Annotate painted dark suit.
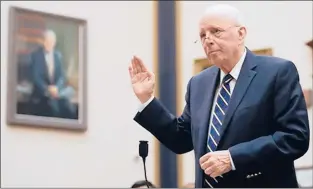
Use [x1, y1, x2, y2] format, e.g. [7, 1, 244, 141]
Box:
[30, 47, 76, 119]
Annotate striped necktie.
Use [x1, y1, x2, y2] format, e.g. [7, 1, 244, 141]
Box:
[204, 74, 233, 188]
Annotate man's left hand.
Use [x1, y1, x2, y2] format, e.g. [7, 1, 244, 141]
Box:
[199, 150, 232, 178]
[48, 85, 59, 98]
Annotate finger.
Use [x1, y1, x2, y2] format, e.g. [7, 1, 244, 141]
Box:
[135, 56, 148, 72]
[149, 72, 155, 83]
[135, 56, 155, 80]
[204, 166, 215, 176]
[210, 170, 221, 178]
[147, 70, 155, 79]
[140, 72, 149, 82]
[143, 73, 150, 83]
[200, 157, 215, 170]
[199, 153, 212, 164]
[134, 56, 142, 73]
[132, 57, 137, 75]
[128, 65, 134, 78]
[200, 160, 212, 170]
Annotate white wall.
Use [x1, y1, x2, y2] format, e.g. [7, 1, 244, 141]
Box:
[179, 1, 313, 183]
[1, 1, 156, 187]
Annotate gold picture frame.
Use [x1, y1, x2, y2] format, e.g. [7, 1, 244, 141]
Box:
[193, 48, 273, 74]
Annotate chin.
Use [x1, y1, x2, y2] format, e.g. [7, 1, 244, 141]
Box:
[208, 53, 222, 60]
[208, 56, 225, 66]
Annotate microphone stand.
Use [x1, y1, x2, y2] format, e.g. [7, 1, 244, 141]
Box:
[142, 157, 149, 188]
[139, 141, 149, 188]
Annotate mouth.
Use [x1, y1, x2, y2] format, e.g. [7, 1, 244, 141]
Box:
[208, 50, 219, 55]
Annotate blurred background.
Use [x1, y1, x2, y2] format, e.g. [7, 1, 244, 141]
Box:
[1, 1, 312, 188]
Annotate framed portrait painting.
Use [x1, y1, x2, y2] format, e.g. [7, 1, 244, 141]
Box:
[6, 6, 87, 131]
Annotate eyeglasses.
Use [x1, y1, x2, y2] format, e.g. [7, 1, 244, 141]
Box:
[194, 25, 240, 44]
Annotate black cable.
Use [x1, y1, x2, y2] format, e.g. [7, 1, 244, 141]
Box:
[139, 141, 149, 188]
[142, 157, 149, 188]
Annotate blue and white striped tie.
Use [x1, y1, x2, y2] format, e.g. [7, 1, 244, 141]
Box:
[204, 74, 233, 188]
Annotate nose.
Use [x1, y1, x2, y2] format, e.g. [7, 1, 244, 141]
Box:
[203, 32, 214, 44]
[204, 37, 214, 46]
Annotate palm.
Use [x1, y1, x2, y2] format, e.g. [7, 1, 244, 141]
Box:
[129, 56, 155, 102]
[131, 72, 154, 94]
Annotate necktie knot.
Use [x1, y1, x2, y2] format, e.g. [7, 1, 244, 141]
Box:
[222, 74, 233, 84]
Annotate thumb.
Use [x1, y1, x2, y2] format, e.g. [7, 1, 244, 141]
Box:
[140, 72, 150, 82]
[148, 71, 155, 81]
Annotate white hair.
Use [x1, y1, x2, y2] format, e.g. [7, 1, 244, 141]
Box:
[43, 29, 56, 41]
[203, 4, 245, 26]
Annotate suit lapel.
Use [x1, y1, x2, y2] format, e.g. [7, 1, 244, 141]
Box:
[198, 66, 220, 155]
[217, 50, 257, 147]
[52, 52, 59, 84]
[39, 49, 51, 83]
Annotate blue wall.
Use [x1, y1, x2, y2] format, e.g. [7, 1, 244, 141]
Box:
[157, 1, 178, 187]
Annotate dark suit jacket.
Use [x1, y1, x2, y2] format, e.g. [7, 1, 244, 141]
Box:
[134, 49, 310, 188]
[30, 47, 66, 99]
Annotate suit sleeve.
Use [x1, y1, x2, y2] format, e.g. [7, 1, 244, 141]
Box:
[229, 61, 310, 174]
[133, 77, 194, 154]
[55, 52, 66, 89]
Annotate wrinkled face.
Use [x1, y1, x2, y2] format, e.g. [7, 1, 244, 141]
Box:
[198, 14, 246, 65]
[43, 35, 56, 52]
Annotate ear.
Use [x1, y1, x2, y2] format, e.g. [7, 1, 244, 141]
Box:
[238, 26, 247, 43]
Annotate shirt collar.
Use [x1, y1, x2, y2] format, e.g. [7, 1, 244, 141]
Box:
[45, 49, 54, 55]
[220, 48, 247, 83]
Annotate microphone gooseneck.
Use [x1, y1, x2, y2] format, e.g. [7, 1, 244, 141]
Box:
[139, 140, 149, 188]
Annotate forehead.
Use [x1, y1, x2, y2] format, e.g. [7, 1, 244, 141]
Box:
[44, 35, 56, 41]
[198, 14, 235, 31]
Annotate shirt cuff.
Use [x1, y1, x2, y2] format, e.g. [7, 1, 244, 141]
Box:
[138, 96, 154, 112]
[228, 150, 236, 170]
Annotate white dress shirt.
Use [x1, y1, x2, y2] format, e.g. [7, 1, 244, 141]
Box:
[207, 48, 247, 170]
[138, 48, 247, 171]
[45, 51, 54, 81]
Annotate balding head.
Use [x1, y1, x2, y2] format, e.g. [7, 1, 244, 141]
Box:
[43, 29, 56, 41]
[202, 4, 245, 26]
[198, 4, 247, 71]
[43, 29, 57, 52]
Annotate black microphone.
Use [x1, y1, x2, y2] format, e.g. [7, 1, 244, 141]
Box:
[139, 140, 149, 188]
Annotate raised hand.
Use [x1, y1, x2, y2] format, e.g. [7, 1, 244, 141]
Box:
[129, 56, 155, 103]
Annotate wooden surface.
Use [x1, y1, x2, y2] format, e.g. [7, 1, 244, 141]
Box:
[193, 48, 273, 74]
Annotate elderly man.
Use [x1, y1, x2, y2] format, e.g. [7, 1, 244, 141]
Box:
[129, 4, 310, 188]
[31, 29, 76, 119]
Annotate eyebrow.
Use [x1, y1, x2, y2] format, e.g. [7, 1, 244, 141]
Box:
[199, 25, 223, 33]
[200, 24, 225, 30]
